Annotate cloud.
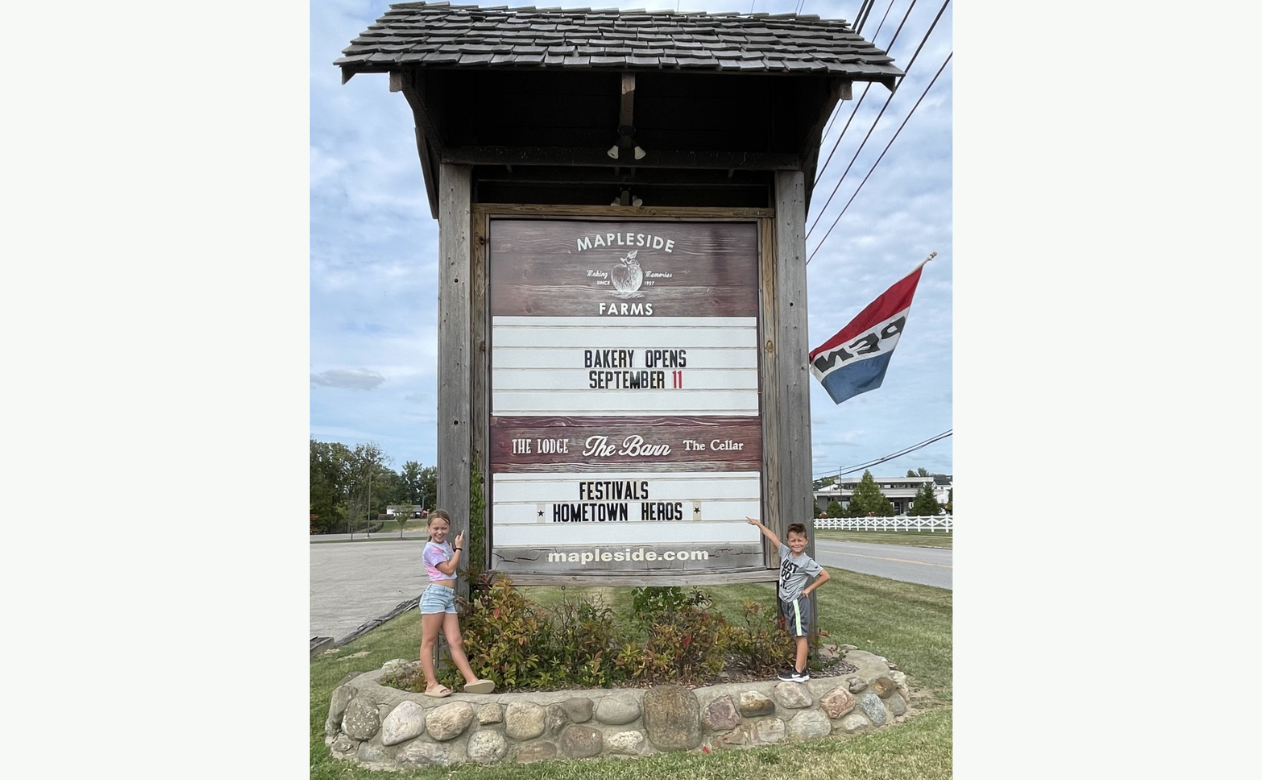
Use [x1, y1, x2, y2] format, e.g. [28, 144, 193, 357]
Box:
[311, 369, 387, 390]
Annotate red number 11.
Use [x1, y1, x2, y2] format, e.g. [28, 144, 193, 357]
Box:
[672, 370, 683, 388]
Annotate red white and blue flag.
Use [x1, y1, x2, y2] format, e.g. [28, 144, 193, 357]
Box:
[809, 259, 929, 405]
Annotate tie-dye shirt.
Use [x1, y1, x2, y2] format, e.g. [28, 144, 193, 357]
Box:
[423, 540, 454, 582]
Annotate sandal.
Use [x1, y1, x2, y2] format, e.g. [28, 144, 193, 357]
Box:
[464, 679, 495, 694]
[423, 685, 453, 698]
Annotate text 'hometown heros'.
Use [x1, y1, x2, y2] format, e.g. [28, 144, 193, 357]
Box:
[808, 258, 931, 405]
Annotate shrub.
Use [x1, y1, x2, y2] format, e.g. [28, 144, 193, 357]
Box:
[724, 599, 795, 676]
[541, 590, 624, 688]
[390, 579, 833, 694]
[619, 587, 731, 683]
[452, 576, 550, 690]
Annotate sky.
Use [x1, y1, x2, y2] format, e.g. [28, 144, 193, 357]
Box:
[311, 0, 954, 482]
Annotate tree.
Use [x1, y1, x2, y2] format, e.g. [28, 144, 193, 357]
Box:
[849, 470, 894, 517]
[945, 488, 953, 514]
[825, 499, 844, 518]
[347, 442, 391, 534]
[420, 465, 438, 511]
[393, 503, 414, 539]
[813, 475, 837, 490]
[910, 482, 941, 516]
[906, 467, 931, 477]
[401, 461, 425, 504]
[310, 439, 354, 534]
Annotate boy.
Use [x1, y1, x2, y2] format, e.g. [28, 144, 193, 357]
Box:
[747, 516, 831, 682]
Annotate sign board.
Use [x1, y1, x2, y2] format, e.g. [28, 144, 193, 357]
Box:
[487, 219, 766, 576]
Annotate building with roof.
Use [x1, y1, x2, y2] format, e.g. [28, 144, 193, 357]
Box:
[814, 474, 951, 516]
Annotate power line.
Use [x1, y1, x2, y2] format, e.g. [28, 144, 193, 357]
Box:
[820, 0, 901, 143]
[810, 0, 950, 232]
[807, 50, 951, 264]
[855, 0, 877, 34]
[817, 429, 953, 480]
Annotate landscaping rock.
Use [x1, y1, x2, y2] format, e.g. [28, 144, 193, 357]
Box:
[839, 712, 870, 733]
[643, 685, 702, 751]
[773, 681, 812, 709]
[329, 734, 356, 759]
[356, 741, 392, 766]
[595, 694, 641, 725]
[398, 740, 454, 767]
[560, 725, 603, 758]
[605, 730, 646, 755]
[747, 717, 786, 745]
[873, 677, 898, 698]
[467, 731, 508, 764]
[381, 659, 416, 677]
[505, 701, 546, 740]
[820, 686, 857, 719]
[326, 684, 357, 735]
[426, 701, 475, 741]
[703, 695, 741, 732]
[514, 741, 558, 763]
[562, 697, 594, 723]
[856, 693, 887, 727]
[738, 690, 775, 717]
[381, 700, 426, 745]
[545, 703, 570, 737]
[712, 728, 747, 750]
[477, 703, 504, 725]
[847, 676, 869, 693]
[887, 691, 907, 717]
[788, 710, 831, 741]
[342, 697, 381, 741]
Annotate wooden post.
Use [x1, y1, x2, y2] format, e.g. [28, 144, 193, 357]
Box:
[437, 162, 472, 602]
[758, 217, 780, 568]
[773, 170, 818, 652]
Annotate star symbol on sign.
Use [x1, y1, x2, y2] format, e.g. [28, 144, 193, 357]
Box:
[694, 506, 701, 513]
[538, 510, 545, 517]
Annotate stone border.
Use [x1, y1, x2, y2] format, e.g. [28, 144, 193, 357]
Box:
[324, 649, 911, 769]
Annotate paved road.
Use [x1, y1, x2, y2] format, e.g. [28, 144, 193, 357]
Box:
[310, 538, 429, 642]
[310, 536, 951, 641]
[812, 539, 952, 590]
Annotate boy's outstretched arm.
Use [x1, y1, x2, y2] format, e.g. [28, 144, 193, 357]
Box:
[746, 516, 782, 549]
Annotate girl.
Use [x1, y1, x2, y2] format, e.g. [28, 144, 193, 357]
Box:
[418, 509, 495, 697]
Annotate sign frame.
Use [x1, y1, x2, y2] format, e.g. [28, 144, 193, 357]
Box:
[470, 203, 788, 587]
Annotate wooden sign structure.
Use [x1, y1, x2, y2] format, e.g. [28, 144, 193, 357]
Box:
[338, 4, 903, 587]
[487, 218, 762, 580]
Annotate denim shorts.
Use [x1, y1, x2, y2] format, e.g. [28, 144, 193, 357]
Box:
[419, 584, 457, 614]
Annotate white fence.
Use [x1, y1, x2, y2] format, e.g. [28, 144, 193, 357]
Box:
[814, 515, 952, 533]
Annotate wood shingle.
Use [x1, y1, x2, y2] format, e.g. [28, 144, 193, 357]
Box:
[337, 2, 903, 87]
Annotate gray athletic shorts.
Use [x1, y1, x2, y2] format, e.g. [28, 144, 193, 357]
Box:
[780, 596, 813, 638]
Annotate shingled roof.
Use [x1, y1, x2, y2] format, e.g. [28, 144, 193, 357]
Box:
[337, 2, 903, 87]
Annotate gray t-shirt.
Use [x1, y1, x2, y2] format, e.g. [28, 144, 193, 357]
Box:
[778, 543, 823, 603]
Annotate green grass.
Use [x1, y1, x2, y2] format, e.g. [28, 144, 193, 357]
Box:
[310, 567, 951, 779]
[812, 530, 953, 549]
